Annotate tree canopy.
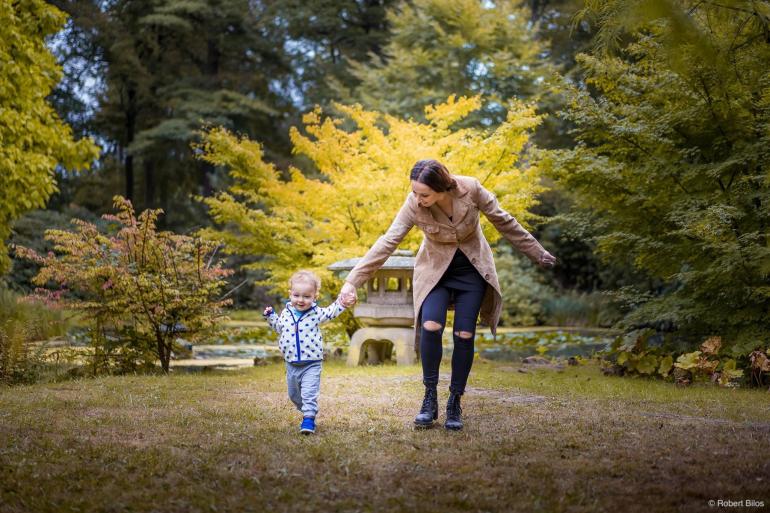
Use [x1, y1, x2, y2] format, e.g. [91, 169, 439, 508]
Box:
[0, 0, 98, 274]
[341, 0, 553, 126]
[199, 95, 543, 292]
[548, 0, 770, 355]
[49, 0, 291, 225]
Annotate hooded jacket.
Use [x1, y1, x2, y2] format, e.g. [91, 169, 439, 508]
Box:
[265, 301, 346, 363]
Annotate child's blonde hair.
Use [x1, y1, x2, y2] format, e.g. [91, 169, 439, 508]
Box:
[288, 270, 321, 293]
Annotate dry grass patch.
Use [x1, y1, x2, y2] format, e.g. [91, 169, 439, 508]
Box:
[0, 360, 768, 513]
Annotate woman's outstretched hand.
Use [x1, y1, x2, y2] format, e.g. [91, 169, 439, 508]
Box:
[340, 282, 357, 308]
[539, 251, 557, 269]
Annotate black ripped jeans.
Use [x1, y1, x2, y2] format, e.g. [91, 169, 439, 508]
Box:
[419, 283, 485, 395]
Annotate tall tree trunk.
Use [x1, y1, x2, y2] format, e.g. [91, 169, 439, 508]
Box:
[144, 157, 155, 209]
[196, 39, 221, 197]
[157, 335, 170, 373]
[199, 160, 214, 197]
[125, 154, 134, 202]
[160, 168, 169, 219]
[125, 86, 137, 201]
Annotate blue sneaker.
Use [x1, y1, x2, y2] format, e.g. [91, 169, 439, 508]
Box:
[300, 417, 316, 435]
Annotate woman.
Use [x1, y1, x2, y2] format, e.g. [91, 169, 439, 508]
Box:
[340, 160, 555, 430]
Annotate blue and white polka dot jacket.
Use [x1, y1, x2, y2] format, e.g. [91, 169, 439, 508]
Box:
[264, 301, 346, 363]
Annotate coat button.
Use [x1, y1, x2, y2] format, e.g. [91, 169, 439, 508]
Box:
[472, 257, 478, 264]
[484, 273, 490, 280]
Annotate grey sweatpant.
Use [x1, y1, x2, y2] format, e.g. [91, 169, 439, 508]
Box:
[285, 361, 322, 418]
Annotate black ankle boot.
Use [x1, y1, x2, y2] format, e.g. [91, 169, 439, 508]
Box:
[414, 386, 438, 427]
[444, 392, 463, 431]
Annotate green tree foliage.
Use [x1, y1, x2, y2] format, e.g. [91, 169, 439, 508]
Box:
[547, 0, 770, 357]
[268, 0, 397, 109]
[7, 206, 103, 292]
[16, 197, 232, 373]
[528, 0, 595, 79]
[341, 0, 553, 126]
[495, 244, 555, 326]
[0, 0, 98, 275]
[50, 0, 290, 225]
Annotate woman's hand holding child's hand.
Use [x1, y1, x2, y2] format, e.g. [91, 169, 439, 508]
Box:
[340, 282, 357, 308]
[339, 294, 356, 308]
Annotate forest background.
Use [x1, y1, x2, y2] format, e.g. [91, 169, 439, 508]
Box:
[2, 0, 769, 384]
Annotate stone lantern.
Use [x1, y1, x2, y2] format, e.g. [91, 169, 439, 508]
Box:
[328, 250, 417, 365]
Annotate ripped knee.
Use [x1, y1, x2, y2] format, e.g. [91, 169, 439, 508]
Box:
[423, 320, 443, 332]
[454, 330, 474, 339]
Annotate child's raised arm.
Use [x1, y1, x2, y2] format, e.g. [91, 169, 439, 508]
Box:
[316, 299, 346, 323]
[263, 306, 282, 334]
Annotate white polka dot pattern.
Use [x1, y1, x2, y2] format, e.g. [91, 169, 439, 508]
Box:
[264, 301, 346, 363]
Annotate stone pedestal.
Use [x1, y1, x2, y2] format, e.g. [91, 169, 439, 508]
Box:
[330, 250, 417, 366]
[347, 327, 416, 366]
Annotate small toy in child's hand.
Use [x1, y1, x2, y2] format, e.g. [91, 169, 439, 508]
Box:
[263, 306, 274, 316]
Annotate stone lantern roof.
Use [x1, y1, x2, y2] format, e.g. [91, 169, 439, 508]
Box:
[328, 249, 415, 328]
[327, 249, 415, 272]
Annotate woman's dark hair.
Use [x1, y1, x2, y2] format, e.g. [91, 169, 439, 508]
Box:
[409, 159, 457, 193]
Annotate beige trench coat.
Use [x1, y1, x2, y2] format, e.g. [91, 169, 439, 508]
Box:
[345, 175, 547, 342]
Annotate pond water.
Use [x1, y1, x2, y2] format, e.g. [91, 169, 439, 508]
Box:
[188, 330, 615, 363]
[192, 344, 278, 359]
[474, 330, 615, 361]
[64, 327, 616, 365]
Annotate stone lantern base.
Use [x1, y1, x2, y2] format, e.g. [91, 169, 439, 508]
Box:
[347, 327, 417, 366]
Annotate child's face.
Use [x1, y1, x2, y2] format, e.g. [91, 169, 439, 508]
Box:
[289, 280, 317, 311]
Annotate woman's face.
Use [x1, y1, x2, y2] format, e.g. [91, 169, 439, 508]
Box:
[411, 180, 443, 208]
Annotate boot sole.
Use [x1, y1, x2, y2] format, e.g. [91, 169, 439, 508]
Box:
[444, 424, 463, 431]
[413, 409, 438, 429]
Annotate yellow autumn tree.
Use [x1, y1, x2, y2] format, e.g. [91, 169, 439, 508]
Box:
[1, 1, 99, 274]
[198, 96, 543, 293]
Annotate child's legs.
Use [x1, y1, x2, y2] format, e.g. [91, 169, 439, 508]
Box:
[285, 363, 303, 411]
[297, 361, 322, 418]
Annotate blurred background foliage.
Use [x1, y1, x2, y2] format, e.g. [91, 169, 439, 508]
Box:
[2, 0, 768, 384]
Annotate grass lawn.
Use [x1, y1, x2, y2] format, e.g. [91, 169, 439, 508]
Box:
[1, 359, 768, 513]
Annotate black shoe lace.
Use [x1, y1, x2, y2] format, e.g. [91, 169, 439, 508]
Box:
[448, 395, 462, 418]
[421, 389, 436, 413]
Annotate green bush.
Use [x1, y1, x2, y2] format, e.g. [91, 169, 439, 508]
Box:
[545, 0, 770, 361]
[496, 241, 624, 328]
[15, 197, 233, 374]
[603, 331, 769, 388]
[495, 244, 555, 326]
[7, 206, 104, 293]
[543, 290, 622, 328]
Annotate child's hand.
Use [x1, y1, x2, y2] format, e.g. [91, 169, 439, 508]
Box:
[339, 294, 355, 308]
[263, 306, 274, 316]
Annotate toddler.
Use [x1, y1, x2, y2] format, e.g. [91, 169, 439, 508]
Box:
[263, 270, 351, 434]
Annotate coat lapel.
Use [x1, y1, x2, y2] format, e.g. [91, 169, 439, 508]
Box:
[428, 204, 452, 226]
[448, 178, 471, 226]
[416, 176, 472, 226]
